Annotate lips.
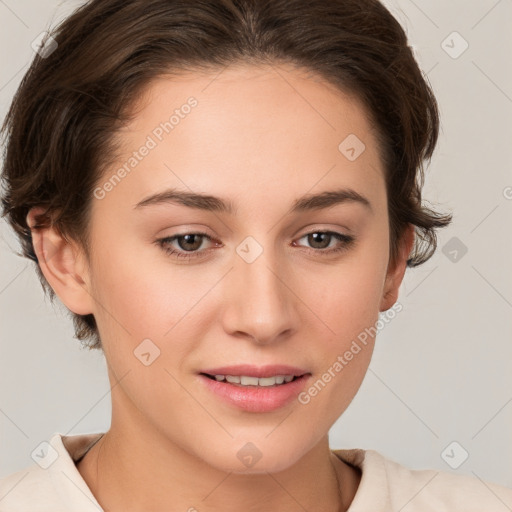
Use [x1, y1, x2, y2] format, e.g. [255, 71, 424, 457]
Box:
[198, 371, 311, 412]
[199, 364, 309, 379]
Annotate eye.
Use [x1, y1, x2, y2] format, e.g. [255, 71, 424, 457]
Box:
[155, 230, 356, 261]
[156, 231, 218, 260]
[293, 231, 355, 255]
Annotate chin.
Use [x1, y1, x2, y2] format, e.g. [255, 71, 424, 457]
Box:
[198, 442, 307, 475]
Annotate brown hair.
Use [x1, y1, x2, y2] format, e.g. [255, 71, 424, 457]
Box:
[0, 0, 452, 351]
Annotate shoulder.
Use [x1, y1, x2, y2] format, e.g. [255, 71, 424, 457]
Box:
[0, 464, 58, 511]
[0, 432, 104, 511]
[378, 450, 512, 511]
[333, 447, 512, 512]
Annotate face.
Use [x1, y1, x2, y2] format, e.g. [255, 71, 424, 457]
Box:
[39, 63, 410, 474]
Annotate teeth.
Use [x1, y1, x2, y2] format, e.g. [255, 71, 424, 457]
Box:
[212, 374, 297, 386]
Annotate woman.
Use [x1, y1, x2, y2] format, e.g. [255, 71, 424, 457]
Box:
[1, 0, 510, 510]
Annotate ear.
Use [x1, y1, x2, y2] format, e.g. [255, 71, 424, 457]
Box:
[379, 223, 415, 312]
[26, 206, 94, 316]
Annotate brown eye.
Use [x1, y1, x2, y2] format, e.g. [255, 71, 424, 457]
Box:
[307, 232, 332, 249]
[174, 234, 204, 252]
[156, 232, 216, 260]
[295, 231, 355, 255]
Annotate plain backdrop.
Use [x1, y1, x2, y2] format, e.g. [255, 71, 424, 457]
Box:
[1, 0, 511, 489]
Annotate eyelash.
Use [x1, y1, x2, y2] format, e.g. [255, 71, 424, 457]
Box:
[155, 230, 355, 261]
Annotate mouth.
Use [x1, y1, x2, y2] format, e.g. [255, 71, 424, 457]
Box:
[199, 372, 305, 387]
[197, 370, 312, 413]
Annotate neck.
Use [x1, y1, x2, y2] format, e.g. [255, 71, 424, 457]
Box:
[76, 395, 360, 511]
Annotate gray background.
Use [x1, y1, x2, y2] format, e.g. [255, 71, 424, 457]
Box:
[1, 0, 511, 490]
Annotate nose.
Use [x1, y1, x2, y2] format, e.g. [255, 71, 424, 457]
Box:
[220, 244, 298, 345]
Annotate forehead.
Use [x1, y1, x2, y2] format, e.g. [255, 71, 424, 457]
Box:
[125, 62, 377, 145]
[97, 63, 386, 214]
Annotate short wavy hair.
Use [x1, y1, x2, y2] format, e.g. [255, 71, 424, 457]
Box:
[0, 0, 452, 351]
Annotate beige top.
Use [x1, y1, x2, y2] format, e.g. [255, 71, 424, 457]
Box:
[0, 432, 511, 511]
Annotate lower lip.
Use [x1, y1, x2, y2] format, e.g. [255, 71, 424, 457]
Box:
[198, 374, 311, 413]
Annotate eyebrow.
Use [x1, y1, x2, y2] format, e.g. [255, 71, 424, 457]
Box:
[134, 187, 372, 214]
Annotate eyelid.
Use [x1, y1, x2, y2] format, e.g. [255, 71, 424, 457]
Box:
[296, 223, 354, 237]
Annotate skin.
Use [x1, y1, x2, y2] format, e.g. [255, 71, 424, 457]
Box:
[27, 63, 414, 511]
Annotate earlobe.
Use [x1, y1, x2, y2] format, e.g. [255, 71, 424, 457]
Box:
[26, 207, 94, 316]
[379, 224, 415, 312]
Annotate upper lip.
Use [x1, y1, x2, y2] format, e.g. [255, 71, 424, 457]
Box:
[200, 364, 310, 378]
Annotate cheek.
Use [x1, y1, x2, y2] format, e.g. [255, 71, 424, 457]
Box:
[314, 245, 388, 340]
[88, 239, 215, 370]
[89, 249, 196, 405]
[86, 242, 170, 363]
[89, 234, 184, 324]
[300, 229, 388, 399]
[310, 269, 380, 375]
[296, 263, 382, 426]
